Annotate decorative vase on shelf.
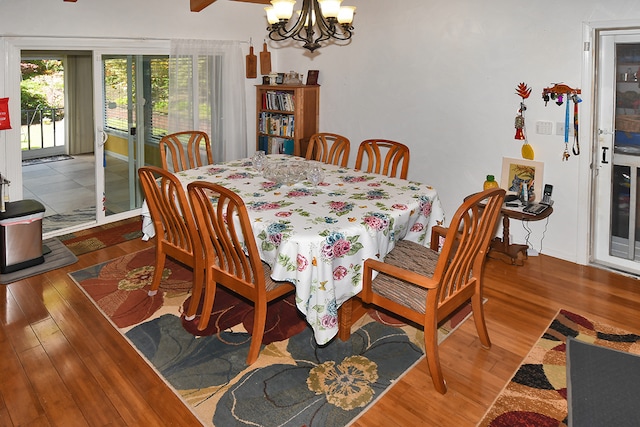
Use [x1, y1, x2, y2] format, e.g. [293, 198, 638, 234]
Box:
[519, 182, 535, 204]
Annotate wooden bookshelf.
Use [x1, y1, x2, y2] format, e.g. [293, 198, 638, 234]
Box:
[256, 84, 319, 157]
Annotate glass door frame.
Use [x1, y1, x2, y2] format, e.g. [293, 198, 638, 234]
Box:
[590, 26, 640, 275]
[1, 37, 168, 236]
[92, 42, 169, 225]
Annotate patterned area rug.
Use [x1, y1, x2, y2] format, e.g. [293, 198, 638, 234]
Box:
[22, 154, 73, 166]
[68, 247, 476, 427]
[478, 309, 640, 426]
[58, 216, 143, 255]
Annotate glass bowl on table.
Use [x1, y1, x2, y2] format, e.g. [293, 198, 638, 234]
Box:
[306, 161, 325, 186]
[251, 150, 267, 173]
[263, 158, 308, 186]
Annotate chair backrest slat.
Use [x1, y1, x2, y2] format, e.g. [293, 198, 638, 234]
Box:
[159, 131, 214, 172]
[138, 166, 197, 260]
[355, 139, 410, 179]
[305, 133, 350, 167]
[187, 181, 266, 299]
[434, 188, 505, 307]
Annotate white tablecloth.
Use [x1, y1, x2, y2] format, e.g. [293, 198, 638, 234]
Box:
[142, 155, 445, 344]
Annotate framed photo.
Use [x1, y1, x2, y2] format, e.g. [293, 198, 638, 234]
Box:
[306, 69, 319, 85]
[500, 157, 544, 202]
[275, 73, 284, 84]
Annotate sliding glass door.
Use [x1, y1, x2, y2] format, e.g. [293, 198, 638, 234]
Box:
[98, 54, 168, 217]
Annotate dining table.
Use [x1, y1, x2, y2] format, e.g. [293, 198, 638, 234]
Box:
[141, 154, 445, 345]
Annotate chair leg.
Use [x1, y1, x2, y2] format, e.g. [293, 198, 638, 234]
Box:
[196, 270, 217, 331]
[148, 248, 166, 297]
[424, 324, 447, 394]
[185, 265, 203, 321]
[471, 293, 491, 349]
[246, 300, 267, 365]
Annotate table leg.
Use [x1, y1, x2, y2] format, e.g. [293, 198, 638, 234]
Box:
[337, 297, 368, 341]
[489, 213, 528, 264]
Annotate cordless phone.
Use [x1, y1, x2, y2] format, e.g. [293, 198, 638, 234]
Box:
[523, 183, 553, 215]
[541, 184, 553, 205]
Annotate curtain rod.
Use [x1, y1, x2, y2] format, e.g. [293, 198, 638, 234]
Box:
[1, 34, 249, 44]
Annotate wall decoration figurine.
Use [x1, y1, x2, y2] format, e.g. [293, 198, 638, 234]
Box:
[515, 82, 534, 160]
[542, 83, 581, 161]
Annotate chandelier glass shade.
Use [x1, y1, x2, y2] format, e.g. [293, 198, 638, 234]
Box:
[265, 0, 356, 52]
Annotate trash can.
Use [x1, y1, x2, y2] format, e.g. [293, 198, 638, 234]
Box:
[0, 200, 45, 274]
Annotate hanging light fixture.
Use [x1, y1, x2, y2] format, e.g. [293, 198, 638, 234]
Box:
[265, 0, 356, 52]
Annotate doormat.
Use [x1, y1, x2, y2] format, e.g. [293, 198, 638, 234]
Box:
[0, 238, 78, 285]
[22, 155, 74, 166]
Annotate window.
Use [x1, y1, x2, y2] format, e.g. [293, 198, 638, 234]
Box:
[102, 55, 169, 143]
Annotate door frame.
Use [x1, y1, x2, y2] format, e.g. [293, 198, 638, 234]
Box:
[582, 21, 640, 271]
[0, 36, 168, 231]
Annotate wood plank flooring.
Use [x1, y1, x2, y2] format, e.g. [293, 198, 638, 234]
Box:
[1, 238, 639, 426]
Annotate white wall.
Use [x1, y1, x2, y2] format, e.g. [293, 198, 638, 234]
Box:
[3, 0, 640, 265]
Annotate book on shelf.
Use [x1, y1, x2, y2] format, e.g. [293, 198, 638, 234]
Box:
[261, 90, 295, 112]
[258, 112, 294, 137]
[262, 136, 294, 155]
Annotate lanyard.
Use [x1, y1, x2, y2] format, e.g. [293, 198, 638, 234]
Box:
[573, 97, 580, 155]
[564, 100, 570, 144]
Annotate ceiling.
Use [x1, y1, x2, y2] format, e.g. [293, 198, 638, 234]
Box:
[62, 0, 271, 12]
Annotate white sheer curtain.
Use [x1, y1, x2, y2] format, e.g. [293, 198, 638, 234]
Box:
[168, 39, 247, 162]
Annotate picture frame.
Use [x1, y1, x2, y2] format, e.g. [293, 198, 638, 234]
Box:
[306, 69, 319, 85]
[500, 157, 544, 202]
[275, 73, 285, 85]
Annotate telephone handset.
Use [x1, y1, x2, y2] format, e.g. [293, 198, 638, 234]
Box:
[541, 184, 553, 205]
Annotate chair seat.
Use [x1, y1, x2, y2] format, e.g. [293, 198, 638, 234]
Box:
[262, 262, 293, 292]
[371, 240, 439, 314]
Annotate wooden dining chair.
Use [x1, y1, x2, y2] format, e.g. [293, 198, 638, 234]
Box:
[305, 132, 350, 167]
[138, 166, 203, 308]
[354, 139, 410, 179]
[359, 187, 505, 394]
[186, 181, 295, 365]
[159, 131, 214, 172]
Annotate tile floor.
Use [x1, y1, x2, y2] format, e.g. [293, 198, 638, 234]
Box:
[21, 154, 133, 233]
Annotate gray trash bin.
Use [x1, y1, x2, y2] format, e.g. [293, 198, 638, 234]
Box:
[0, 200, 46, 274]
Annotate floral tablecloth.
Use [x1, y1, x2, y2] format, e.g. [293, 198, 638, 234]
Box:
[144, 155, 445, 345]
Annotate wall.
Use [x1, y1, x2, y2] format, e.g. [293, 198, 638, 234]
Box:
[3, 0, 640, 265]
[273, 0, 640, 264]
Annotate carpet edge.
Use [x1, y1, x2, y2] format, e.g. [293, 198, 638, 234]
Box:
[348, 301, 482, 427]
[66, 251, 207, 427]
[475, 307, 563, 427]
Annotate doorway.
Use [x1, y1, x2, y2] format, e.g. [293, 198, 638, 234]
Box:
[5, 38, 170, 237]
[593, 28, 640, 275]
[20, 50, 97, 233]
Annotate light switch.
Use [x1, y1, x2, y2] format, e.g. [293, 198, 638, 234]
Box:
[536, 121, 553, 135]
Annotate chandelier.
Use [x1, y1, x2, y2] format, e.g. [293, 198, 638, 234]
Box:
[265, 0, 356, 52]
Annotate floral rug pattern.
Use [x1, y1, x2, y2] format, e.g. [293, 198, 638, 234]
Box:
[478, 309, 640, 426]
[59, 217, 143, 255]
[69, 248, 474, 426]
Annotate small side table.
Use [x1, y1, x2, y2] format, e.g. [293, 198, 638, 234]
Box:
[490, 205, 553, 265]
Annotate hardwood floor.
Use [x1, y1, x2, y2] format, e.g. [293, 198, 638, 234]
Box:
[2, 240, 640, 426]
